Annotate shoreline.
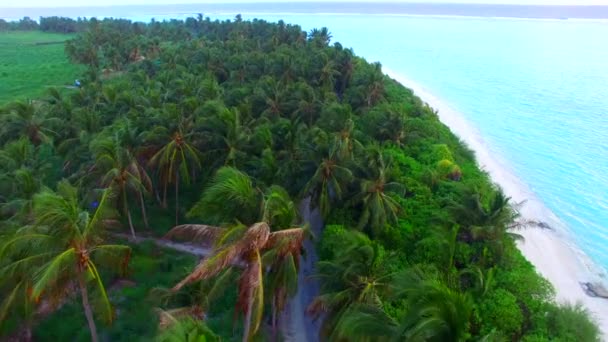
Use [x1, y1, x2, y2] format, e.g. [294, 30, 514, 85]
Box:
[4, 13, 608, 24]
[383, 68, 608, 335]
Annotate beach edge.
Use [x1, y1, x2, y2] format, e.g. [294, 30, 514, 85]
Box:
[383, 67, 608, 336]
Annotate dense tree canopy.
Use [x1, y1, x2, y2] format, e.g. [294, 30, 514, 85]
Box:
[0, 15, 600, 342]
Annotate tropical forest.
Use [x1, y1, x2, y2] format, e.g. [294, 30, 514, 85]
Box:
[0, 15, 600, 341]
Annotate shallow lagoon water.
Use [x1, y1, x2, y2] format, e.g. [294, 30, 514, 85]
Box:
[216, 13, 608, 277]
[136, 12, 608, 277]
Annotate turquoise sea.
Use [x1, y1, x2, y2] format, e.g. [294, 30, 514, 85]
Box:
[6, 6, 608, 277]
[185, 13, 608, 278]
[219, 13, 608, 278]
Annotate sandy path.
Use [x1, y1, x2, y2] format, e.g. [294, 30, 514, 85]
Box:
[112, 233, 213, 257]
[280, 197, 323, 342]
[383, 68, 608, 336]
[113, 205, 324, 342]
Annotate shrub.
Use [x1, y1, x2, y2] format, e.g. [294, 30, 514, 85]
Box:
[547, 303, 600, 342]
[478, 288, 524, 338]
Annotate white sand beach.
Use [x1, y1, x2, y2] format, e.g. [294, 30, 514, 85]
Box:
[384, 68, 608, 336]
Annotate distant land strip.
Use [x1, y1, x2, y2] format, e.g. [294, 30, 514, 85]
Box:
[2, 3, 608, 21]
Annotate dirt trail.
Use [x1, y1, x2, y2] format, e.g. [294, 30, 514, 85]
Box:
[114, 199, 325, 342]
[280, 197, 323, 342]
[112, 233, 213, 257]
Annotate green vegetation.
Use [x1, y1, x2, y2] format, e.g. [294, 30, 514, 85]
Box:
[0, 15, 600, 342]
[32, 241, 199, 341]
[0, 31, 83, 104]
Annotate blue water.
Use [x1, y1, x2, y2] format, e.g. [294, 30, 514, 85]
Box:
[210, 14, 608, 275]
[7, 7, 608, 275]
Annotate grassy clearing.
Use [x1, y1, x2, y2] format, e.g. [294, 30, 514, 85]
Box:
[33, 241, 197, 341]
[0, 31, 83, 104]
[32, 239, 240, 341]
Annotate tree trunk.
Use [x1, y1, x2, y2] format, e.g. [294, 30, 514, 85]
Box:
[271, 296, 277, 342]
[162, 181, 168, 209]
[21, 324, 32, 342]
[139, 191, 149, 229]
[79, 275, 99, 342]
[155, 187, 162, 206]
[124, 191, 136, 239]
[126, 209, 135, 240]
[242, 300, 253, 342]
[175, 173, 179, 226]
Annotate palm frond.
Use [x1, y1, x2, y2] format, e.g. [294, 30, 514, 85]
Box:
[86, 186, 117, 237]
[1, 252, 56, 277]
[164, 224, 223, 246]
[0, 233, 54, 259]
[237, 250, 264, 340]
[332, 304, 397, 341]
[86, 260, 113, 324]
[91, 244, 131, 275]
[206, 268, 235, 304]
[32, 248, 76, 299]
[187, 166, 259, 224]
[266, 228, 306, 257]
[0, 281, 24, 325]
[172, 244, 242, 291]
[157, 307, 199, 329]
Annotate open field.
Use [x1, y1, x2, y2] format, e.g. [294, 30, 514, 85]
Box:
[0, 31, 83, 104]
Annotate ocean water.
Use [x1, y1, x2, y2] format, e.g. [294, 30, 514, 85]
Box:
[224, 14, 608, 278]
[4, 6, 608, 277]
[175, 13, 608, 278]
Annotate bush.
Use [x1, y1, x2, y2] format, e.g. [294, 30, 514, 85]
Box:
[318, 224, 366, 260]
[478, 288, 524, 338]
[547, 303, 600, 342]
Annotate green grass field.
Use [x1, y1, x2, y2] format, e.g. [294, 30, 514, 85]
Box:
[0, 31, 83, 104]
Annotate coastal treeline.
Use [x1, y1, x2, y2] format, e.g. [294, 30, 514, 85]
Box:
[0, 16, 89, 33]
[0, 15, 600, 341]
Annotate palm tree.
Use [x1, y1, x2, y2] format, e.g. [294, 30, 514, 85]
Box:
[257, 77, 287, 119]
[1, 167, 41, 221]
[368, 103, 407, 145]
[153, 268, 236, 328]
[332, 118, 362, 162]
[265, 249, 298, 340]
[363, 63, 386, 107]
[308, 232, 395, 339]
[318, 54, 341, 93]
[303, 147, 353, 218]
[0, 181, 131, 342]
[155, 310, 219, 342]
[274, 118, 309, 193]
[309, 27, 332, 47]
[333, 284, 473, 341]
[149, 130, 202, 225]
[450, 189, 527, 264]
[395, 277, 473, 341]
[451, 190, 516, 230]
[166, 222, 304, 342]
[92, 136, 152, 238]
[0, 137, 36, 171]
[417, 225, 461, 277]
[0, 276, 36, 341]
[332, 270, 473, 342]
[293, 83, 321, 126]
[203, 107, 252, 168]
[353, 154, 405, 232]
[186, 166, 260, 226]
[0, 101, 60, 145]
[165, 167, 307, 341]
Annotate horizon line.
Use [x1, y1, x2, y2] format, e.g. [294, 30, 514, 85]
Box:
[4, 2, 608, 9]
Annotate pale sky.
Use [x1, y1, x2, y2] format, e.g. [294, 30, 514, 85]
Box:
[4, 0, 608, 8]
